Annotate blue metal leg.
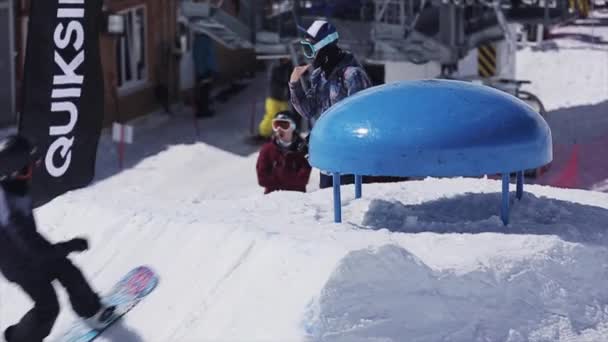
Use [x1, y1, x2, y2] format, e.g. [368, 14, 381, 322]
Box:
[501, 173, 510, 226]
[516, 171, 524, 200]
[355, 175, 362, 199]
[333, 173, 342, 223]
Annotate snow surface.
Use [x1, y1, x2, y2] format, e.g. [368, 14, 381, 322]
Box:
[516, 13, 608, 191]
[8, 176, 608, 342]
[0, 13, 607, 342]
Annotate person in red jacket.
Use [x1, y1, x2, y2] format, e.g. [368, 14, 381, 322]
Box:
[256, 111, 311, 194]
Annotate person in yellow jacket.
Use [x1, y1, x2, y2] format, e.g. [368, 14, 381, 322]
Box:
[258, 58, 293, 138]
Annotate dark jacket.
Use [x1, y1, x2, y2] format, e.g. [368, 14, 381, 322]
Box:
[289, 52, 371, 120]
[256, 136, 311, 194]
[192, 34, 217, 79]
[0, 181, 75, 282]
[269, 60, 293, 101]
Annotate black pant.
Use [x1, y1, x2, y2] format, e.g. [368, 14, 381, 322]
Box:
[6, 258, 101, 342]
[195, 77, 213, 117]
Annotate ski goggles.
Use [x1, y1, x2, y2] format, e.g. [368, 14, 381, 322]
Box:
[300, 32, 339, 59]
[272, 119, 295, 132]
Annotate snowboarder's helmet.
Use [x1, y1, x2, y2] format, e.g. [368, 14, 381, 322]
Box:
[0, 135, 38, 180]
[299, 19, 339, 59]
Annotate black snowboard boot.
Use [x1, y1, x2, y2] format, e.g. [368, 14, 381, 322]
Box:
[3, 325, 15, 342]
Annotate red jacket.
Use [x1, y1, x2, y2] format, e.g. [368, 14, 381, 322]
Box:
[256, 137, 311, 194]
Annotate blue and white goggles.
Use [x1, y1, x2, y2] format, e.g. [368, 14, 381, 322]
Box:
[300, 32, 339, 59]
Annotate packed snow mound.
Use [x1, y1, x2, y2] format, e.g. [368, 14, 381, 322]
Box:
[306, 244, 608, 342]
[362, 192, 608, 244]
[303, 180, 608, 342]
[4, 150, 604, 342]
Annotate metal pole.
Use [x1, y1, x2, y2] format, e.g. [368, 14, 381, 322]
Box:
[292, 0, 301, 28]
[355, 174, 362, 199]
[501, 173, 510, 225]
[118, 124, 125, 170]
[8, 0, 15, 123]
[249, 0, 256, 45]
[249, 98, 256, 135]
[333, 173, 342, 223]
[516, 170, 524, 200]
[544, 0, 549, 32]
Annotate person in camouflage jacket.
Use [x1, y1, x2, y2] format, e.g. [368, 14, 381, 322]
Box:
[289, 19, 372, 188]
[289, 20, 371, 121]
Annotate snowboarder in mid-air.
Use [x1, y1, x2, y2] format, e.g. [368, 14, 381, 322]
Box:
[0, 135, 115, 342]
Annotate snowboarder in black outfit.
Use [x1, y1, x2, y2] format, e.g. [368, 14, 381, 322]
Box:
[0, 135, 115, 342]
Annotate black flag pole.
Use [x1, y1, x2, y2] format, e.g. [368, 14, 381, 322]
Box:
[19, 0, 104, 206]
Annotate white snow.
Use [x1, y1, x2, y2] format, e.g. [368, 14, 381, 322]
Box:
[13, 175, 608, 342]
[0, 12, 608, 342]
[516, 13, 608, 191]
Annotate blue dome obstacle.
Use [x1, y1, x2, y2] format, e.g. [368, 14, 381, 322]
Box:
[308, 80, 552, 225]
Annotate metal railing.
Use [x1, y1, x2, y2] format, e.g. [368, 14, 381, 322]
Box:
[181, 0, 254, 49]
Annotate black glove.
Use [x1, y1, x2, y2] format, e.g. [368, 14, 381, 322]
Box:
[56, 237, 89, 256]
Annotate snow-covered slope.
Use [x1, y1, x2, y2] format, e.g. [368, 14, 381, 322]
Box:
[516, 14, 608, 191]
[3, 151, 608, 341]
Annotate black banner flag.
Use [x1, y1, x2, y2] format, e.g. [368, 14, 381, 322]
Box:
[19, 0, 104, 205]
